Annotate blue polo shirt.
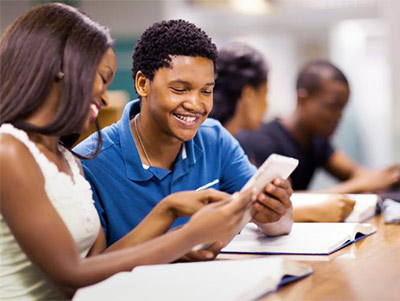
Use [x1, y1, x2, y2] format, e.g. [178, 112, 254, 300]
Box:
[74, 99, 256, 246]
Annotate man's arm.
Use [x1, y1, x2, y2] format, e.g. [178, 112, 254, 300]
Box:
[322, 150, 400, 193]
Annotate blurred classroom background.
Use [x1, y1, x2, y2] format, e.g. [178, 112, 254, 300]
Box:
[1, 0, 399, 189]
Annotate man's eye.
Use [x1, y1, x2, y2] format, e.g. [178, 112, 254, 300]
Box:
[171, 87, 186, 92]
[202, 90, 212, 96]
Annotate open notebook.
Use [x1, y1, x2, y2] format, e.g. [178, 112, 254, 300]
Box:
[291, 193, 381, 222]
[222, 222, 376, 255]
[73, 257, 313, 301]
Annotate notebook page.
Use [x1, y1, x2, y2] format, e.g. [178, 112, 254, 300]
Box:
[222, 222, 376, 255]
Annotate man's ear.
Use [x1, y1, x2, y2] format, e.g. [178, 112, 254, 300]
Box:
[135, 71, 150, 98]
[297, 88, 309, 105]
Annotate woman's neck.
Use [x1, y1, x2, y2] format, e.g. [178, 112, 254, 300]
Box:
[23, 83, 61, 154]
[28, 133, 60, 153]
[224, 112, 242, 137]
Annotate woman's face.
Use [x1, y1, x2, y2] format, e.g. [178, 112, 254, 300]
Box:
[82, 47, 117, 132]
[242, 81, 268, 131]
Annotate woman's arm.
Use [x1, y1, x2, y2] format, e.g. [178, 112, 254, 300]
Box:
[74, 157, 230, 254]
[105, 189, 230, 252]
[1, 136, 253, 297]
[0, 137, 195, 296]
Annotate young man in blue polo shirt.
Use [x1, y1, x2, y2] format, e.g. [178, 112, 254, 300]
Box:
[75, 20, 293, 259]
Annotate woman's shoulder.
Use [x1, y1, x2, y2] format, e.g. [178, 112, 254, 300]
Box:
[0, 132, 45, 181]
[0, 132, 30, 160]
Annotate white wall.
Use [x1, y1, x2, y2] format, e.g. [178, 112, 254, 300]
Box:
[0, 0, 163, 36]
[330, 19, 393, 167]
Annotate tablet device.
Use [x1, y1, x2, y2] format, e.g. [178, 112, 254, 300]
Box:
[193, 154, 298, 251]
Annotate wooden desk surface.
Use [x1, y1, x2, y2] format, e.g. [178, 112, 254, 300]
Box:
[218, 215, 400, 300]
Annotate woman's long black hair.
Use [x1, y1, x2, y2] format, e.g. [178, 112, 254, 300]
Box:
[0, 3, 113, 158]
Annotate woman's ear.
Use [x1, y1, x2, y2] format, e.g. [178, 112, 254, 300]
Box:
[135, 71, 150, 98]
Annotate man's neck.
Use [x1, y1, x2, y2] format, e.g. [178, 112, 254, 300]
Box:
[281, 111, 313, 148]
[130, 115, 183, 170]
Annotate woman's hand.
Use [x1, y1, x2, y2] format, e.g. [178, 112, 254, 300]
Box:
[184, 188, 254, 246]
[161, 189, 230, 218]
[175, 242, 224, 262]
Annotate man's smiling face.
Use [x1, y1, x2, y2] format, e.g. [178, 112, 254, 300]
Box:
[143, 55, 215, 142]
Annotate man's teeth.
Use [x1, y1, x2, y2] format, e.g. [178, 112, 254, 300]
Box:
[176, 114, 196, 122]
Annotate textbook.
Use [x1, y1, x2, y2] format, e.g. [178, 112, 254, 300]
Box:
[222, 222, 376, 255]
[73, 257, 313, 301]
[291, 193, 381, 222]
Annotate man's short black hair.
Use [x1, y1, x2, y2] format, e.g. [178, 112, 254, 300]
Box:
[132, 19, 218, 89]
[296, 60, 349, 96]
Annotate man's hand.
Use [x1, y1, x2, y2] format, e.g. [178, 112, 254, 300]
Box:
[352, 165, 400, 193]
[252, 177, 293, 224]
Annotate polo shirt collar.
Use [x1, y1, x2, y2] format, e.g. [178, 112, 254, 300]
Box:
[118, 99, 203, 182]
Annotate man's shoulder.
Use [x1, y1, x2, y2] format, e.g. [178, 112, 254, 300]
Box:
[197, 118, 230, 139]
[199, 117, 224, 130]
[74, 98, 139, 158]
[74, 123, 120, 158]
[191, 118, 240, 157]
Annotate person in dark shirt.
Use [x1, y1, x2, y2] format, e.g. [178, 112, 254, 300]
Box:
[211, 48, 360, 221]
[238, 118, 334, 191]
[237, 60, 400, 195]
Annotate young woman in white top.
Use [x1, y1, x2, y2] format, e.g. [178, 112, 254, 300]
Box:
[0, 3, 253, 299]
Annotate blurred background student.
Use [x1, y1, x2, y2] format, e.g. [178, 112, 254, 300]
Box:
[237, 61, 400, 194]
[0, 4, 254, 299]
[211, 43, 356, 222]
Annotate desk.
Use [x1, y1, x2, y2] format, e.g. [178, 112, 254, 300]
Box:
[219, 215, 400, 300]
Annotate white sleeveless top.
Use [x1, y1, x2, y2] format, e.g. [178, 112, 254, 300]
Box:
[0, 124, 100, 300]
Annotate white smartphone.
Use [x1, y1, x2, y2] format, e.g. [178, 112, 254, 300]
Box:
[241, 154, 299, 197]
[193, 154, 298, 251]
[236, 153, 299, 231]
